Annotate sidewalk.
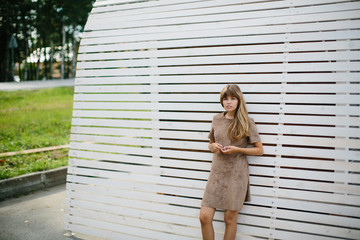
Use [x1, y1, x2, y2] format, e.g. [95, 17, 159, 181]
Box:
[0, 184, 69, 240]
[0, 79, 75, 91]
[0, 184, 104, 240]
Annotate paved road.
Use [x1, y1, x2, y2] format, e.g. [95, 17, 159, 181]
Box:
[0, 184, 70, 240]
[0, 79, 75, 91]
[0, 184, 104, 240]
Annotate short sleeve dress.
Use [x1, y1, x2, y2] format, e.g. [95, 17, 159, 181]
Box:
[201, 112, 261, 211]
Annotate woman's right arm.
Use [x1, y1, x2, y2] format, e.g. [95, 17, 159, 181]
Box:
[209, 139, 223, 154]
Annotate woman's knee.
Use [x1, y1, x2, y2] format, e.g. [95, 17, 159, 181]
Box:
[224, 210, 238, 226]
[199, 207, 215, 225]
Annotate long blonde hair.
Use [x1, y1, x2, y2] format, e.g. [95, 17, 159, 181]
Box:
[220, 84, 249, 141]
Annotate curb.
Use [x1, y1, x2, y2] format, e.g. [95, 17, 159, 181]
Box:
[0, 166, 68, 201]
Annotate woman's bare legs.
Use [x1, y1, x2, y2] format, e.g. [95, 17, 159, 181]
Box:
[199, 206, 216, 240]
[223, 210, 238, 240]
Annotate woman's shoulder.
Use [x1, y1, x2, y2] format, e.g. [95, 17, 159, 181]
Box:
[247, 116, 258, 127]
[248, 116, 255, 123]
[212, 112, 225, 121]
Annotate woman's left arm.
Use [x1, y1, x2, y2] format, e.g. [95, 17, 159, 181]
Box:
[222, 142, 263, 156]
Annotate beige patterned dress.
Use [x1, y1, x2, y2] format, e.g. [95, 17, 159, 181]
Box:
[201, 112, 261, 211]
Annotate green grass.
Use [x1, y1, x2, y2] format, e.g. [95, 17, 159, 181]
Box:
[0, 149, 69, 179]
[0, 87, 74, 152]
[0, 87, 74, 179]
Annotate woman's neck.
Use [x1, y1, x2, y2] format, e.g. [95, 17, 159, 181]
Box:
[225, 111, 235, 119]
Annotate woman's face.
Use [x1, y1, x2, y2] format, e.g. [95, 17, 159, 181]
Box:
[222, 95, 239, 113]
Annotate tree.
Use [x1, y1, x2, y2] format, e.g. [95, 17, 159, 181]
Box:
[0, 0, 94, 82]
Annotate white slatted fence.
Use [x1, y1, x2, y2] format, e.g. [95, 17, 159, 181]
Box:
[65, 0, 360, 239]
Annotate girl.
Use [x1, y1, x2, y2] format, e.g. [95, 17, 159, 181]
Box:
[199, 84, 263, 240]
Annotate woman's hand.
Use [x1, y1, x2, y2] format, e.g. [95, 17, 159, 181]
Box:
[221, 146, 239, 154]
[222, 142, 264, 156]
[209, 142, 223, 154]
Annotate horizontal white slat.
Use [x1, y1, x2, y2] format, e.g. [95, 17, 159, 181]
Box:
[92, 0, 197, 8]
[63, 202, 255, 240]
[65, 186, 357, 239]
[69, 141, 213, 161]
[260, 205, 360, 229]
[66, 174, 360, 218]
[69, 156, 360, 187]
[91, 0, 255, 15]
[73, 103, 360, 120]
[70, 115, 360, 129]
[67, 163, 206, 189]
[78, 31, 360, 59]
[71, 102, 359, 115]
[79, 38, 360, 56]
[69, 202, 359, 240]
[66, 182, 201, 210]
[70, 116, 360, 138]
[76, 63, 360, 77]
[66, 199, 264, 240]
[250, 195, 360, 219]
[90, 0, 322, 17]
[251, 185, 360, 206]
[91, 0, 351, 18]
[93, 0, 135, 6]
[88, 1, 359, 32]
[69, 118, 359, 139]
[67, 165, 360, 204]
[65, 223, 145, 240]
[71, 110, 360, 125]
[73, 83, 360, 93]
[80, 20, 360, 46]
[65, 185, 359, 239]
[73, 93, 359, 105]
[77, 51, 360, 70]
[69, 158, 360, 195]
[68, 133, 360, 160]
[248, 156, 360, 172]
[67, 172, 205, 201]
[74, 72, 360, 85]
[69, 149, 360, 173]
[67, 194, 358, 239]
[70, 126, 360, 149]
[70, 127, 208, 140]
[66, 184, 201, 216]
[74, 93, 359, 106]
[67, 198, 199, 230]
[66, 215, 195, 240]
[84, 8, 360, 38]
[69, 138, 358, 162]
[68, 208, 200, 240]
[67, 182, 360, 229]
[72, 94, 360, 109]
[79, 40, 358, 58]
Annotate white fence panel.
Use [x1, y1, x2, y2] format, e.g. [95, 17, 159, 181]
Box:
[65, 0, 360, 239]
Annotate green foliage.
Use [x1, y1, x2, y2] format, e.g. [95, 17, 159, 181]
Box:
[0, 0, 95, 81]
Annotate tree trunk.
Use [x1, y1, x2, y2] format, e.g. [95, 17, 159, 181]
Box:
[24, 39, 28, 81]
[61, 25, 65, 79]
[43, 37, 48, 80]
[35, 47, 41, 80]
[49, 39, 53, 79]
[72, 31, 76, 78]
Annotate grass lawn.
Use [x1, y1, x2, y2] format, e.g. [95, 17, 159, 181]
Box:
[0, 87, 74, 179]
